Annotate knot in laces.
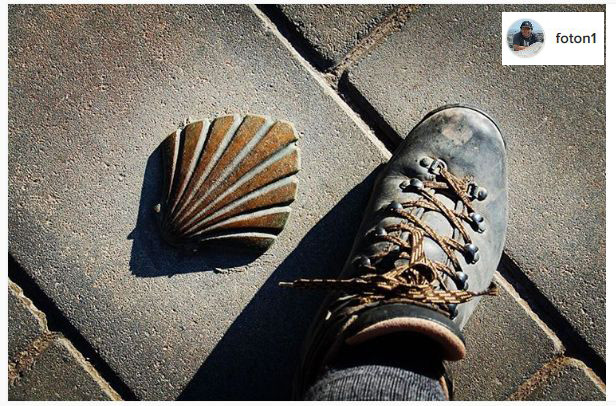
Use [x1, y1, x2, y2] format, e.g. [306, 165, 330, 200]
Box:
[281, 158, 498, 319]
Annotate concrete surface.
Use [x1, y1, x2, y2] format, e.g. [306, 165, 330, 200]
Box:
[8, 282, 44, 360]
[9, 338, 114, 401]
[524, 358, 605, 400]
[346, 3, 605, 360]
[9, 4, 386, 400]
[8, 280, 117, 400]
[448, 275, 561, 400]
[275, 4, 396, 68]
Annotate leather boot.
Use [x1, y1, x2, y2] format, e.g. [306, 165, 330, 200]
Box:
[282, 104, 507, 399]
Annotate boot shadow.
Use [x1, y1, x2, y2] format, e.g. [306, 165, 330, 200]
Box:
[177, 166, 383, 400]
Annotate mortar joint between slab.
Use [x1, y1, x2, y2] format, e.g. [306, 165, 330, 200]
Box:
[256, 5, 334, 71]
[9, 279, 50, 335]
[328, 4, 421, 79]
[507, 356, 605, 400]
[493, 272, 564, 354]
[8, 331, 58, 386]
[498, 253, 606, 382]
[251, 4, 391, 160]
[9, 255, 137, 400]
[57, 337, 122, 400]
[255, 3, 414, 152]
[336, 71, 402, 150]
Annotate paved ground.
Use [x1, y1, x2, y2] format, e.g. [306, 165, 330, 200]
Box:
[8, 4, 605, 400]
[8, 279, 119, 400]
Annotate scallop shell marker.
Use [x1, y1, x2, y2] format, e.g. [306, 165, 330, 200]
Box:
[157, 114, 300, 251]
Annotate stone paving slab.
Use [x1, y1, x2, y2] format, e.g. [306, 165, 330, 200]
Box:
[8, 281, 44, 360]
[276, 4, 396, 69]
[9, 338, 116, 400]
[346, 4, 605, 360]
[8, 4, 387, 400]
[8, 280, 118, 400]
[448, 274, 560, 400]
[523, 358, 605, 400]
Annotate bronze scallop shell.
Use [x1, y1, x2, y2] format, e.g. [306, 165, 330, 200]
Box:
[157, 114, 300, 251]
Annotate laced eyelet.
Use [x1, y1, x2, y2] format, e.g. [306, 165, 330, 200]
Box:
[409, 178, 424, 190]
[468, 182, 488, 201]
[374, 226, 387, 237]
[477, 188, 488, 201]
[447, 304, 458, 318]
[469, 212, 486, 233]
[428, 158, 447, 175]
[419, 157, 432, 167]
[387, 201, 403, 211]
[355, 255, 371, 268]
[470, 212, 483, 223]
[455, 271, 469, 290]
[463, 243, 480, 264]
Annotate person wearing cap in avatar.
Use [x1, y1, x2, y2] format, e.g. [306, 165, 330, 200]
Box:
[512, 20, 539, 51]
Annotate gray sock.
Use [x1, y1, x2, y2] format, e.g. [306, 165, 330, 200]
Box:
[304, 364, 446, 401]
[302, 332, 447, 401]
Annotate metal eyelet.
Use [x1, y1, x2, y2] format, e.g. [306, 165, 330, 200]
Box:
[455, 271, 469, 290]
[409, 178, 424, 190]
[468, 182, 488, 201]
[447, 304, 458, 318]
[374, 226, 387, 237]
[388, 201, 403, 211]
[477, 187, 488, 201]
[400, 178, 425, 192]
[463, 243, 480, 264]
[419, 157, 433, 168]
[470, 212, 484, 223]
[355, 255, 371, 268]
[469, 212, 486, 234]
[428, 158, 447, 175]
[476, 222, 486, 233]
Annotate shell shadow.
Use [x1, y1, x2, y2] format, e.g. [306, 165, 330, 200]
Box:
[128, 145, 264, 278]
[176, 165, 383, 400]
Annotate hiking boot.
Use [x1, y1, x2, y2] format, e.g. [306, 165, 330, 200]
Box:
[281, 104, 508, 399]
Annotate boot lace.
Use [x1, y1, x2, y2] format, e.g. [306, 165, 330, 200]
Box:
[280, 158, 497, 318]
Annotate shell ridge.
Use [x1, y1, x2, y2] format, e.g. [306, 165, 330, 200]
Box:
[184, 124, 299, 219]
[168, 120, 211, 215]
[178, 137, 297, 229]
[161, 129, 181, 226]
[181, 176, 298, 235]
[174, 116, 276, 226]
[188, 206, 292, 237]
[198, 232, 277, 251]
[171, 114, 243, 222]
[168, 116, 239, 221]
[199, 232, 278, 242]
[167, 130, 181, 203]
[167, 127, 193, 212]
[178, 149, 298, 234]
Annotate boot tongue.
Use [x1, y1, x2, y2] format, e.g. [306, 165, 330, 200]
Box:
[420, 192, 461, 269]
